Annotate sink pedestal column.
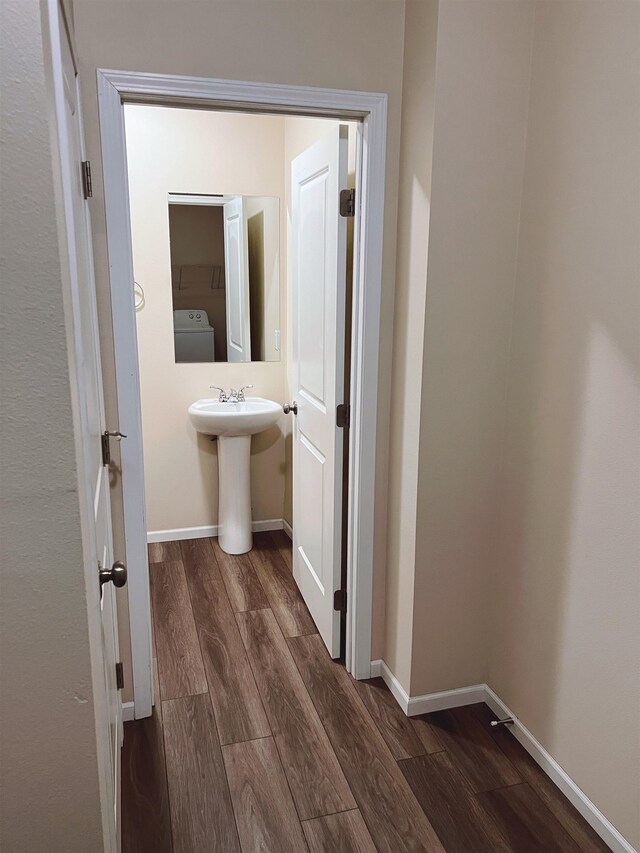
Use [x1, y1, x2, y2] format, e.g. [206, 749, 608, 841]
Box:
[217, 434, 252, 554]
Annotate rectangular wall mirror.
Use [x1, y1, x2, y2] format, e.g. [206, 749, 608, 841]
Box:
[168, 194, 281, 363]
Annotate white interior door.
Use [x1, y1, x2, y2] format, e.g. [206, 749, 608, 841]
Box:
[51, 3, 121, 846]
[291, 125, 349, 657]
[224, 195, 251, 361]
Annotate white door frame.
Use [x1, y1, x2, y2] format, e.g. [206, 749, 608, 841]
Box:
[97, 69, 387, 714]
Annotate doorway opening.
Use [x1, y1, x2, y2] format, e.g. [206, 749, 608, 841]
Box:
[97, 71, 387, 719]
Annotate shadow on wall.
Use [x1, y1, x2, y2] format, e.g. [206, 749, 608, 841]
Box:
[194, 430, 218, 527]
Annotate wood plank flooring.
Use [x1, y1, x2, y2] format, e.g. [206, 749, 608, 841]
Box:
[223, 736, 308, 852]
[163, 693, 240, 853]
[237, 608, 356, 820]
[181, 537, 270, 745]
[121, 659, 172, 853]
[303, 810, 377, 853]
[125, 532, 607, 852]
[149, 559, 208, 700]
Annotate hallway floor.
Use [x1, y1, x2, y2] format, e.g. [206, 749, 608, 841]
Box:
[122, 531, 607, 852]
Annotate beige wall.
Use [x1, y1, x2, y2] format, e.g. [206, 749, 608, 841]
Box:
[396, 0, 640, 845]
[489, 1, 640, 845]
[385, 0, 535, 692]
[74, 0, 406, 671]
[0, 2, 104, 849]
[391, 2, 639, 844]
[410, 0, 535, 693]
[125, 105, 287, 534]
[384, 0, 439, 687]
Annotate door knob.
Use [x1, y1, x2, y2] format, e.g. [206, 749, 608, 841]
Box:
[99, 560, 128, 592]
[283, 401, 298, 415]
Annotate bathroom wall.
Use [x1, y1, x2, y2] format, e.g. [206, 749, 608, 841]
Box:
[125, 105, 288, 535]
[489, 1, 640, 845]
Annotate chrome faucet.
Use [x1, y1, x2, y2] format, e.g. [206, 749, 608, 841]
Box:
[210, 385, 253, 402]
[210, 385, 229, 402]
[228, 385, 253, 402]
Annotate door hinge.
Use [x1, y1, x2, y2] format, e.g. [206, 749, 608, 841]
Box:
[81, 160, 92, 199]
[101, 430, 126, 466]
[333, 589, 347, 612]
[101, 431, 111, 466]
[115, 662, 124, 690]
[339, 187, 355, 218]
[336, 403, 350, 429]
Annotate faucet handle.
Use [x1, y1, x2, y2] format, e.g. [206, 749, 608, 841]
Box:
[237, 384, 254, 401]
[210, 385, 228, 402]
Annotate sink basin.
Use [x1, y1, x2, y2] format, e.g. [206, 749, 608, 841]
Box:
[188, 397, 281, 437]
[188, 396, 282, 554]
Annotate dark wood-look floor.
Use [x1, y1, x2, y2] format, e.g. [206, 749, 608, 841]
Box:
[123, 532, 609, 853]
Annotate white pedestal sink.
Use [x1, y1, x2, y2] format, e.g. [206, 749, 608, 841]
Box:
[188, 397, 281, 554]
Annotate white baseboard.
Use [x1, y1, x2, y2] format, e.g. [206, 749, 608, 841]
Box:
[253, 518, 285, 533]
[121, 701, 135, 723]
[370, 660, 485, 715]
[483, 685, 634, 853]
[370, 660, 633, 853]
[408, 683, 487, 715]
[147, 518, 284, 543]
[369, 659, 410, 712]
[282, 519, 293, 540]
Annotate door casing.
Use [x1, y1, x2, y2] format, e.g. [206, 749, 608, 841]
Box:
[96, 69, 387, 716]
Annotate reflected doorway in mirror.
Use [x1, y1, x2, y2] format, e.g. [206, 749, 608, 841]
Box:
[168, 193, 281, 364]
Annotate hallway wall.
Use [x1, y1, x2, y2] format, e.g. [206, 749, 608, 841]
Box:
[410, 0, 535, 693]
[489, 2, 640, 845]
[389, 2, 639, 846]
[385, 0, 536, 694]
[383, 0, 439, 689]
